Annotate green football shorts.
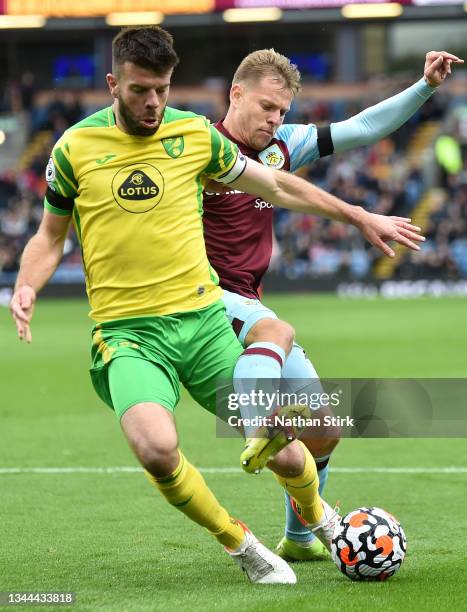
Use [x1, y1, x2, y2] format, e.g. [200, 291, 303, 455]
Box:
[90, 300, 243, 420]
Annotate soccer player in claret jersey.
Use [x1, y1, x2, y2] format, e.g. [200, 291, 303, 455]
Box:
[9, 27, 424, 584]
[203, 48, 463, 561]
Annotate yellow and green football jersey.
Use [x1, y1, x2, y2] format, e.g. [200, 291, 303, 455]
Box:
[44, 106, 246, 322]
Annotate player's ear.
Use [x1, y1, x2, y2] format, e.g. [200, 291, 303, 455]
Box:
[230, 84, 244, 107]
[106, 73, 119, 98]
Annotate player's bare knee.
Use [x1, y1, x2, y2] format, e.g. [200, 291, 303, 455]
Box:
[267, 440, 304, 477]
[302, 431, 341, 459]
[277, 319, 295, 354]
[128, 425, 179, 475]
[136, 440, 180, 478]
[246, 318, 295, 355]
[121, 403, 179, 476]
[321, 420, 342, 452]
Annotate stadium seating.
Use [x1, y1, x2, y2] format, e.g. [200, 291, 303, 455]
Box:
[1, 86, 466, 286]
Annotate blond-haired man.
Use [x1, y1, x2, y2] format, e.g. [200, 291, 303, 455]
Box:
[203, 48, 462, 561]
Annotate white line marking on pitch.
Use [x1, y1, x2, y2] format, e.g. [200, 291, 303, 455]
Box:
[0, 466, 466, 475]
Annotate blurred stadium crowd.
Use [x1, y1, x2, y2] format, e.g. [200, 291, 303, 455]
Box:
[0, 76, 466, 284]
[274, 91, 467, 281]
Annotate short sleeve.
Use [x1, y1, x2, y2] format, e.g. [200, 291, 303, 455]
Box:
[44, 137, 77, 216]
[275, 123, 322, 171]
[203, 125, 247, 183]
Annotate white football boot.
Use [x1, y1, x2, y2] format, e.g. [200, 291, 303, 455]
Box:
[227, 528, 297, 584]
[310, 499, 341, 552]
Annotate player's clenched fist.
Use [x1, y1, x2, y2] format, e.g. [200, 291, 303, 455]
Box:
[9, 285, 36, 343]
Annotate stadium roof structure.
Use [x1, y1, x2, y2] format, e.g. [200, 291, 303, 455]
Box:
[0, 0, 466, 29]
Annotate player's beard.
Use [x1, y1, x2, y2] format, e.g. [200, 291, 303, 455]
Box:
[117, 95, 163, 137]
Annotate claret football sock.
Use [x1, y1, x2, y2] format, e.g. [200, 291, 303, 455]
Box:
[273, 441, 324, 526]
[146, 451, 245, 550]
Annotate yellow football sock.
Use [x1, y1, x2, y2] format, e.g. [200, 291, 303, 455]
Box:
[274, 441, 324, 525]
[146, 451, 245, 550]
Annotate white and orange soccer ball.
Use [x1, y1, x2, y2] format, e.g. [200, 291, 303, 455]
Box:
[331, 507, 407, 581]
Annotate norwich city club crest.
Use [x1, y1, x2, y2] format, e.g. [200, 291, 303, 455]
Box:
[111, 162, 164, 213]
[162, 136, 184, 159]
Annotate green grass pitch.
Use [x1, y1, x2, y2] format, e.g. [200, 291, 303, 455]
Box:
[1, 294, 467, 611]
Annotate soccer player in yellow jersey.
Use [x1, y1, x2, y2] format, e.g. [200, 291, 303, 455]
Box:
[9, 26, 424, 584]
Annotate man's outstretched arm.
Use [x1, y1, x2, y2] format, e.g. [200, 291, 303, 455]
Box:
[9, 210, 71, 342]
[225, 156, 424, 258]
[329, 51, 463, 154]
